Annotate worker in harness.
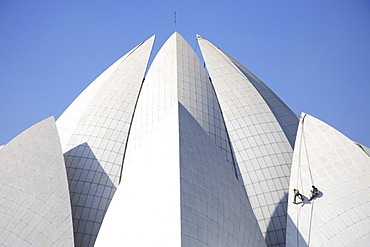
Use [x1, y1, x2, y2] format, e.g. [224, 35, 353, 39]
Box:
[293, 189, 304, 204]
[308, 185, 319, 201]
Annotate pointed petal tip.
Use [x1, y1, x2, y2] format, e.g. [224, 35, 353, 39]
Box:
[196, 34, 204, 40]
[45, 116, 55, 121]
[169, 31, 184, 41]
[146, 34, 156, 42]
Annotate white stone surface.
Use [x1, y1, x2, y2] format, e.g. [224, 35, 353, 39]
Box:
[58, 35, 155, 186]
[179, 103, 266, 246]
[176, 34, 234, 169]
[222, 52, 298, 148]
[3, 32, 367, 246]
[96, 103, 181, 246]
[286, 113, 370, 247]
[57, 35, 155, 246]
[198, 35, 298, 246]
[97, 32, 265, 246]
[0, 117, 73, 246]
[96, 33, 182, 246]
[355, 142, 370, 157]
[57, 45, 134, 152]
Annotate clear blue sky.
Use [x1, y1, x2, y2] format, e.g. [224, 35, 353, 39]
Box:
[1, 0, 369, 147]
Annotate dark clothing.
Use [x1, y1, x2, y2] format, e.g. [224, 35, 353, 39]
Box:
[294, 189, 304, 203]
[309, 186, 319, 201]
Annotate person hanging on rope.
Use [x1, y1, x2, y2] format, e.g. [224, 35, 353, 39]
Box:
[308, 185, 319, 201]
[293, 189, 304, 204]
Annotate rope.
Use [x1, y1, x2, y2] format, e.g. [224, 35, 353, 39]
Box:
[298, 114, 316, 246]
[301, 115, 314, 185]
[295, 116, 305, 247]
[296, 132, 301, 189]
[296, 204, 303, 247]
[307, 200, 315, 246]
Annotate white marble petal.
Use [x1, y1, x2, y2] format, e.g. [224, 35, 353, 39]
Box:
[0, 117, 73, 246]
[286, 113, 370, 247]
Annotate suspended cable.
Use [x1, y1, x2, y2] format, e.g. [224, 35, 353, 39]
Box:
[295, 115, 305, 247]
[307, 200, 315, 246]
[299, 113, 316, 246]
[193, 37, 199, 54]
[301, 114, 314, 185]
[296, 204, 303, 247]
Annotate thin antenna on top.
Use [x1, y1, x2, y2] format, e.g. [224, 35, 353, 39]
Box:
[174, 12, 177, 31]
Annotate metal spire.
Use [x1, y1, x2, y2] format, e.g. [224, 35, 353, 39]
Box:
[174, 12, 177, 31]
